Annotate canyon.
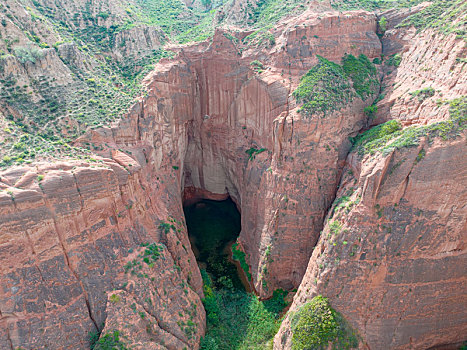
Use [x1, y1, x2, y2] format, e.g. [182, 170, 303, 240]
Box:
[0, 0, 466, 349]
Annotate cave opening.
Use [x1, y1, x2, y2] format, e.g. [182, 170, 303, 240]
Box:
[183, 196, 248, 292]
[183, 195, 288, 349]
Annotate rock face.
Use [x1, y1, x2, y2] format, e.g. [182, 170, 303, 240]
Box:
[112, 8, 381, 297]
[275, 134, 467, 349]
[274, 17, 467, 350]
[0, 7, 383, 348]
[0, 2, 466, 350]
[0, 160, 205, 349]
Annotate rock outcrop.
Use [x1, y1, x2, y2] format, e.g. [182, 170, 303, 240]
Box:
[0, 7, 384, 348]
[87, 8, 381, 297]
[0, 160, 205, 349]
[274, 16, 467, 350]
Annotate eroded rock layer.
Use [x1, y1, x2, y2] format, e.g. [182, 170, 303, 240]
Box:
[274, 15, 467, 350]
[0, 2, 465, 349]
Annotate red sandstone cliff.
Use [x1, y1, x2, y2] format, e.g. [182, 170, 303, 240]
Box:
[0, 2, 465, 350]
[274, 11, 467, 350]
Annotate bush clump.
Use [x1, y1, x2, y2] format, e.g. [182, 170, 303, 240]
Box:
[93, 330, 127, 350]
[293, 55, 355, 117]
[342, 54, 379, 99]
[294, 54, 378, 117]
[291, 295, 358, 350]
[386, 53, 402, 67]
[14, 45, 44, 63]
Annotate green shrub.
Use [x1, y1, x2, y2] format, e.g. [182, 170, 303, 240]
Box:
[329, 220, 342, 236]
[109, 294, 121, 303]
[231, 243, 252, 280]
[291, 295, 358, 350]
[364, 104, 378, 118]
[293, 56, 355, 117]
[409, 87, 435, 102]
[93, 330, 127, 350]
[386, 53, 402, 67]
[97, 12, 110, 20]
[250, 60, 265, 73]
[342, 54, 378, 99]
[379, 16, 387, 33]
[245, 147, 266, 160]
[14, 46, 44, 63]
[159, 221, 175, 234]
[89, 329, 100, 350]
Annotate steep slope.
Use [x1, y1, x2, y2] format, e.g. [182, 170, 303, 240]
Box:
[0, 5, 384, 348]
[0, 0, 465, 349]
[274, 2, 467, 349]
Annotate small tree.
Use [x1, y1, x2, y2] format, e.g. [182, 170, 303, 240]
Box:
[379, 16, 388, 33]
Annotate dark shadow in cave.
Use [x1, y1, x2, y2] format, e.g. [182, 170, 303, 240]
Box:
[183, 197, 245, 291]
[184, 196, 289, 349]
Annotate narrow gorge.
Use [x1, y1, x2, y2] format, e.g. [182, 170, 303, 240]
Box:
[0, 0, 465, 349]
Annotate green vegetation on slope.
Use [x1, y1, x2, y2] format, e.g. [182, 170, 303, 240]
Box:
[0, 0, 176, 167]
[293, 56, 355, 117]
[200, 271, 288, 350]
[293, 54, 378, 117]
[91, 330, 128, 350]
[397, 0, 467, 39]
[248, 0, 308, 28]
[232, 243, 252, 280]
[329, 0, 427, 11]
[290, 295, 358, 350]
[351, 96, 467, 156]
[342, 54, 379, 100]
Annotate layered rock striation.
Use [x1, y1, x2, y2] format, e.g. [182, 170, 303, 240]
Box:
[0, 2, 466, 349]
[274, 10, 467, 350]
